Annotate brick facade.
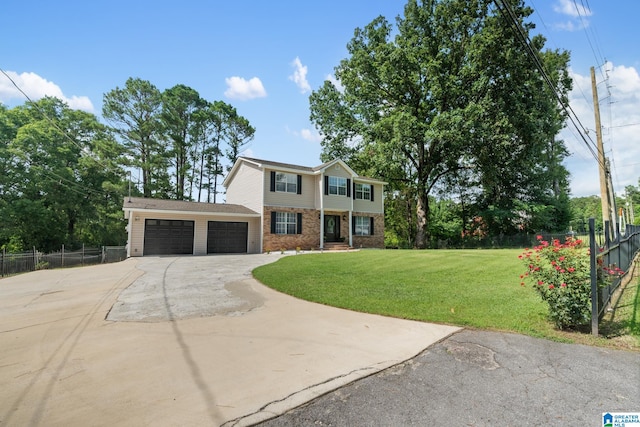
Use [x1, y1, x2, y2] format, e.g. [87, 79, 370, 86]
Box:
[263, 206, 321, 251]
[263, 207, 385, 251]
[352, 212, 385, 249]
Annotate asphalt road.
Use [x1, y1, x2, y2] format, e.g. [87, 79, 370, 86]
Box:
[257, 329, 640, 427]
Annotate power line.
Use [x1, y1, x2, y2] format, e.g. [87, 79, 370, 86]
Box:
[529, 0, 595, 115]
[0, 67, 124, 199]
[493, 0, 605, 171]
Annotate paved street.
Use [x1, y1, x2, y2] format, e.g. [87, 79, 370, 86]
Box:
[257, 329, 640, 427]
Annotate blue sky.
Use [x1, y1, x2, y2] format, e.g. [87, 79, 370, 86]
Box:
[1, 0, 639, 198]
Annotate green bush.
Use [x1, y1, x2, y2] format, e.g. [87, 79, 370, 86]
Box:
[519, 235, 622, 330]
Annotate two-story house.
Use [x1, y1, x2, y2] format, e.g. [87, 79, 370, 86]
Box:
[123, 157, 386, 256]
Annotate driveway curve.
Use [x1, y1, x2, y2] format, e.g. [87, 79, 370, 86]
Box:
[0, 254, 459, 426]
[107, 254, 286, 321]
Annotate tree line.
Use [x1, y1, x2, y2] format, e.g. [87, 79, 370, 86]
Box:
[2, 0, 639, 253]
[0, 78, 254, 252]
[309, 0, 573, 247]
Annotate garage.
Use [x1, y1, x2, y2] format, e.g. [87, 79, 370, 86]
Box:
[208, 221, 248, 253]
[144, 219, 195, 255]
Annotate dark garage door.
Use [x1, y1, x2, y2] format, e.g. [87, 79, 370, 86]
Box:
[208, 221, 248, 253]
[144, 219, 194, 255]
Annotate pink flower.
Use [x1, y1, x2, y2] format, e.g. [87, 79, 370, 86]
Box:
[548, 284, 555, 289]
[560, 283, 567, 287]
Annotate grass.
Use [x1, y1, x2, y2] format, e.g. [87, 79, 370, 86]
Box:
[253, 249, 640, 351]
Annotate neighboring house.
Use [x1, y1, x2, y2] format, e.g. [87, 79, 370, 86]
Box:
[123, 157, 386, 256]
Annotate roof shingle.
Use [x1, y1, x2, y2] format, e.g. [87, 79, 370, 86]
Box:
[122, 197, 259, 215]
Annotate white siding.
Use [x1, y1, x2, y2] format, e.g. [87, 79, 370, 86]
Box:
[263, 169, 316, 208]
[225, 162, 263, 213]
[322, 164, 354, 211]
[353, 183, 384, 214]
[127, 211, 260, 256]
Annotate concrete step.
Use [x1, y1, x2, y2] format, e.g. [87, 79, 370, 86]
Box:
[322, 242, 352, 251]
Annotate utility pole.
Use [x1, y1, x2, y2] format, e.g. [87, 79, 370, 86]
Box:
[591, 66, 616, 239]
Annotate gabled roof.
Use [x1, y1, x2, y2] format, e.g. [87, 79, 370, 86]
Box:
[224, 157, 387, 187]
[122, 197, 259, 216]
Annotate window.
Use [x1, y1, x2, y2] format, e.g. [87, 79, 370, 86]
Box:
[270, 171, 302, 194]
[354, 216, 373, 236]
[328, 176, 347, 196]
[355, 183, 371, 200]
[271, 212, 302, 234]
[275, 172, 298, 193]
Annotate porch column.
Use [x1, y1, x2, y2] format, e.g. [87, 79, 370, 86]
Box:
[319, 172, 325, 249]
[319, 210, 324, 249]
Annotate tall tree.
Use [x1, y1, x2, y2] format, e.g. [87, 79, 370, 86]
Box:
[0, 97, 126, 251]
[309, 0, 571, 247]
[225, 109, 255, 169]
[161, 84, 204, 200]
[103, 77, 168, 198]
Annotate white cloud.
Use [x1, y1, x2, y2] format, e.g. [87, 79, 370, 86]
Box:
[552, 0, 592, 31]
[0, 70, 94, 112]
[553, 0, 592, 18]
[563, 62, 640, 196]
[300, 128, 322, 143]
[285, 126, 322, 143]
[224, 76, 267, 100]
[326, 74, 345, 93]
[289, 57, 311, 94]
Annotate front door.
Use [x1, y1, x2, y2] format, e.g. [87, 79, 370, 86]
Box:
[324, 215, 340, 242]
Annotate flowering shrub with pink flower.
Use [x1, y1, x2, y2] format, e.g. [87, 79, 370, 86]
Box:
[519, 235, 623, 330]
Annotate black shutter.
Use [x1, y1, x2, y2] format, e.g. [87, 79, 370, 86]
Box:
[370, 185, 374, 202]
[352, 181, 356, 199]
[370, 217, 375, 235]
[346, 179, 351, 197]
[270, 171, 276, 192]
[352, 216, 356, 234]
[324, 176, 329, 195]
[297, 213, 303, 234]
[297, 174, 302, 194]
[271, 212, 276, 233]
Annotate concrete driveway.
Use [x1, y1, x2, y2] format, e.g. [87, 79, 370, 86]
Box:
[0, 254, 459, 426]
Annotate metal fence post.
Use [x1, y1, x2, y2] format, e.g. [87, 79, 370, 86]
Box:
[33, 246, 37, 271]
[1, 248, 4, 277]
[589, 218, 598, 336]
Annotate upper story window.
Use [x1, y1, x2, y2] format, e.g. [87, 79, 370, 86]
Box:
[355, 183, 372, 200]
[328, 176, 347, 196]
[270, 171, 302, 194]
[275, 172, 297, 193]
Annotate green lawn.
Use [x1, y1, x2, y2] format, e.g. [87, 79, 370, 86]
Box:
[253, 249, 640, 349]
